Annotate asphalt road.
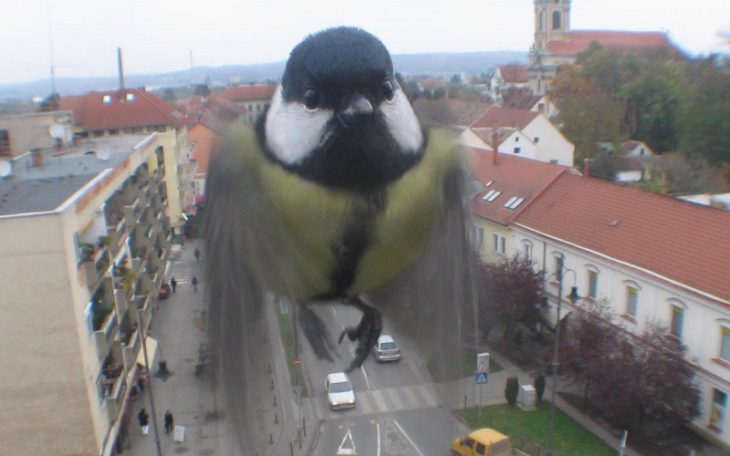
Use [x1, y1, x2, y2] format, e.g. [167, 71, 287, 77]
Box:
[297, 302, 471, 456]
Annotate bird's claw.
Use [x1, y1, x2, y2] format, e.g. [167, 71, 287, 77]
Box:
[340, 299, 382, 372]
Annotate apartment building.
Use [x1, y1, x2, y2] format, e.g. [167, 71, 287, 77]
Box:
[0, 133, 172, 455]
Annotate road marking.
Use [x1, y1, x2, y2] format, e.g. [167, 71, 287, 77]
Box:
[393, 419, 425, 456]
[356, 392, 372, 415]
[384, 387, 405, 411]
[376, 422, 381, 456]
[402, 386, 419, 409]
[337, 428, 356, 455]
[371, 389, 387, 413]
[360, 364, 373, 390]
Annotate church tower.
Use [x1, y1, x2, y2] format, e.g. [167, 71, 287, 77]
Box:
[534, 0, 571, 52]
[530, 0, 571, 95]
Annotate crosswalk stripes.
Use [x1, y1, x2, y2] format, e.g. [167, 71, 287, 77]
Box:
[313, 383, 443, 420]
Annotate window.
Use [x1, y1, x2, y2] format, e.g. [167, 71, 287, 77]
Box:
[626, 286, 638, 317]
[504, 196, 518, 208]
[587, 270, 598, 299]
[484, 180, 494, 187]
[513, 147, 521, 154]
[505, 197, 525, 210]
[670, 306, 684, 338]
[102, 95, 112, 104]
[710, 388, 728, 431]
[522, 241, 533, 260]
[126, 93, 135, 102]
[552, 10, 561, 30]
[515, 136, 519, 142]
[534, 136, 540, 143]
[721, 327, 730, 362]
[554, 256, 562, 278]
[475, 443, 486, 455]
[475, 227, 484, 249]
[482, 190, 501, 202]
[493, 233, 505, 254]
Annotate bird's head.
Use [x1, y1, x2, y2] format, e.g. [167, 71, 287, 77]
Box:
[263, 27, 425, 193]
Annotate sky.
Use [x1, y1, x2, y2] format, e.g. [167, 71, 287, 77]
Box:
[1, 0, 729, 85]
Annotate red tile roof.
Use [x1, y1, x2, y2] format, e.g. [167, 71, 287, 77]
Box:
[498, 65, 529, 83]
[470, 106, 539, 130]
[212, 84, 276, 103]
[549, 30, 673, 56]
[413, 98, 493, 128]
[467, 148, 571, 226]
[501, 88, 542, 111]
[60, 88, 185, 130]
[514, 174, 730, 304]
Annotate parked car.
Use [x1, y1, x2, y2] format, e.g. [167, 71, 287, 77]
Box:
[373, 334, 401, 362]
[325, 372, 355, 410]
[450, 428, 512, 456]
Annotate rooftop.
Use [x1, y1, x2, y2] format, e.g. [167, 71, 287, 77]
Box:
[549, 30, 674, 56]
[498, 65, 529, 83]
[467, 148, 570, 226]
[514, 173, 730, 304]
[470, 106, 539, 130]
[412, 98, 492, 128]
[0, 135, 148, 217]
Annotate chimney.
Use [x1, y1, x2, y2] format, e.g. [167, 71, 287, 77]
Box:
[117, 48, 125, 90]
[583, 158, 590, 176]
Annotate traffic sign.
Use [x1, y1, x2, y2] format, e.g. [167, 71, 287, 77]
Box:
[477, 352, 490, 374]
[475, 372, 489, 384]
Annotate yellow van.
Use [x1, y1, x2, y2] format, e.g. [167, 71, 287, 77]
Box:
[450, 428, 512, 456]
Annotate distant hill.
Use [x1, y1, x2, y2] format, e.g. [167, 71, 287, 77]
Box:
[0, 51, 526, 99]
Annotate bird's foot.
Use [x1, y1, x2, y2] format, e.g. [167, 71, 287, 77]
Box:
[337, 297, 382, 373]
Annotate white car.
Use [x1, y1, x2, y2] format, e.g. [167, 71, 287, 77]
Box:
[325, 372, 355, 410]
[373, 334, 401, 362]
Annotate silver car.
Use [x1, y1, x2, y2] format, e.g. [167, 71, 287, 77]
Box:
[373, 335, 401, 362]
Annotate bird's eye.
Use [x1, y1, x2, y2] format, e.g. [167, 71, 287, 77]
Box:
[382, 80, 395, 101]
[303, 88, 320, 110]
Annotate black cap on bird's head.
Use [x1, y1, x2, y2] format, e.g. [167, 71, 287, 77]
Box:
[263, 27, 425, 193]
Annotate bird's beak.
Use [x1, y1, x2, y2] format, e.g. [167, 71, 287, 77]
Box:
[337, 94, 374, 128]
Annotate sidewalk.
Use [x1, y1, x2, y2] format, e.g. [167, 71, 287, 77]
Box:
[124, 239, 317, 456]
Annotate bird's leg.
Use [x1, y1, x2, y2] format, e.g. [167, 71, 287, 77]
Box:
[338, 297, 382, 373]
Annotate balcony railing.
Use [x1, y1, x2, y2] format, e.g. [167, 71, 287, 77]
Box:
[121, 329, 140, 371]
[93, 312, 118, 360]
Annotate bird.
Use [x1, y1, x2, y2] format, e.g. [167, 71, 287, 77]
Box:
[203, 27, 475, 453]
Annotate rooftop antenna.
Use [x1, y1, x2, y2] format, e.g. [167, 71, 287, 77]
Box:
[47, 3, 56, 94]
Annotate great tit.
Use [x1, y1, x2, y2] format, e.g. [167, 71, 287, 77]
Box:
[203, 27, 474, 453]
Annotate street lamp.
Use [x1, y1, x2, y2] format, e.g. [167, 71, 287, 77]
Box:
[546, 254, 579, 456]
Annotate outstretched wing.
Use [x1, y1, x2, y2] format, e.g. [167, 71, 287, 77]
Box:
[368, 136, 478, 389]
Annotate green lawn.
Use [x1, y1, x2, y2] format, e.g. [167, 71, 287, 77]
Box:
[273, 301, 296, 386]
[458, 403, 614, 456]
[427, 351, 504, 381]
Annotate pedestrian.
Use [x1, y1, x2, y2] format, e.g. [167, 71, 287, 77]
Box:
[137, 408, 149, 436]
[191, 275, 198, 292]
[170, 276, 177, 293]
[164, 410, 174, 434]
[194, 247, 201, 262]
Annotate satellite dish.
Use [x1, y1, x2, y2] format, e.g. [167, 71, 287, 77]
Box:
[0, 159, 12, 178]
[97, 149, 111, 161]
[49, 124, 66, 139]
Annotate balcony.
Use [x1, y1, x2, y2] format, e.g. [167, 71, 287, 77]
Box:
[121, 329, 140, 371]
[93, 312, 118, 360]
[100, 362, 125, 422]
[123, 199, 141, 226]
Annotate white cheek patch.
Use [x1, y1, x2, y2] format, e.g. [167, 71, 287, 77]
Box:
[380, 90, 424, 154]
[265, 87, 333, 165]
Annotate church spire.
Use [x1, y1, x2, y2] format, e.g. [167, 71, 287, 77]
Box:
[534, 0, 571, 52]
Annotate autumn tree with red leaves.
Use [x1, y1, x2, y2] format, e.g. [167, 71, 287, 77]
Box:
[477, 255, 543, 342]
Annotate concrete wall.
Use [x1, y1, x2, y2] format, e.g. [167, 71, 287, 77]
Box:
[0, 214, 96, 456]
[0, 111, 74, 157]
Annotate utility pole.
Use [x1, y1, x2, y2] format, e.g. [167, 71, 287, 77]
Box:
[138, 308, 163, 456]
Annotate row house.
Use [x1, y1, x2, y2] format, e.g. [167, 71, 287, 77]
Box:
[0, 133, 172, 455]
[508, 173, 730, 449]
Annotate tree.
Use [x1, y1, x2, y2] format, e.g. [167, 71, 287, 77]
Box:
[559, 302, 700, 437]
[478, 255, 543, 342]
[162, 88, 176, 102]
[678, 58, 730, 166]
[505, 376, 519, 407]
